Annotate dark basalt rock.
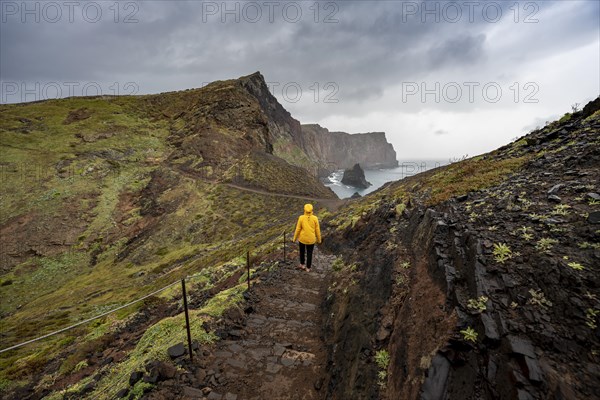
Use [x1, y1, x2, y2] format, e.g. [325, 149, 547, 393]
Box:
[587, 192, 600, 201]
[167, 343, 186, 359]
[547, 184, 564, 195]
[341, 163, 371, 189]
[588, 211, 600, 224]
[129, 371, 143, 386]
[421, 353, 451, 400]
[547, 194, 561, 203]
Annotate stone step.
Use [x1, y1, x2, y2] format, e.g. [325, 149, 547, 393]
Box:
[273, 284, 321, 296]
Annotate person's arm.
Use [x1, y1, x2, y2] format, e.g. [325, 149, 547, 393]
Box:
[293, 216, 302, 242]
[315, 217, 321, 244]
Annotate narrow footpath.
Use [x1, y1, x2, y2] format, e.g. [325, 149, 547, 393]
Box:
[196, 250, 335, 400]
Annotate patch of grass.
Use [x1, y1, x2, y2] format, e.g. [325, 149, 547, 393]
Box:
[332, 257, 345, 272]
[130, 381, 155, 400]
[426, 156, 527, 205]
[395, 203, 406, 216]
[0, 250, 87, 315]
[90, 284, 245, 399]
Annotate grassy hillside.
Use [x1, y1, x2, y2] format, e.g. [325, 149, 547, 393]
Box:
[0, 74, 335, 397]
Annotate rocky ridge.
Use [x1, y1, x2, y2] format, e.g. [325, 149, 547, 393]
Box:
[321, 98, 600, 399]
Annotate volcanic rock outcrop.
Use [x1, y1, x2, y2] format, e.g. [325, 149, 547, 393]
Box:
[341, 163, 372, 189]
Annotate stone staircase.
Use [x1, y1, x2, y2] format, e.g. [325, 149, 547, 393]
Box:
[199, 250, 334, 400]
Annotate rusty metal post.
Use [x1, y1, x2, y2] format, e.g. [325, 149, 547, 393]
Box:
[247, 250, 251, 291]
[283, 231, 286, 262]
[181, 279, 193, 362]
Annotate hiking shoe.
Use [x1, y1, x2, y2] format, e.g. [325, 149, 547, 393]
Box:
[297, 264, 306, 271]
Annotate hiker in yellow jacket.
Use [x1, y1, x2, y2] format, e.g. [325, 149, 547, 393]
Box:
[293, 203, 321, 272]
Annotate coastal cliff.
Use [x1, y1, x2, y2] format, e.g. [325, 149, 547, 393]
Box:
[300, 124, 399, 172]
[226, 73, 399, 177]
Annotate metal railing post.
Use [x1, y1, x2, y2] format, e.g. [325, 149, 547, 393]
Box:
[181, 279, 193, 362]
[247, 250, 251, 291]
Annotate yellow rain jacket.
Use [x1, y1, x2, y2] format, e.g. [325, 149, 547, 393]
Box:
[293, 204, 322, 245]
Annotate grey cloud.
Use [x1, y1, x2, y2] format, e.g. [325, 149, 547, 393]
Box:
[428, 34, 486, 67]
[0, 0, 598, 135]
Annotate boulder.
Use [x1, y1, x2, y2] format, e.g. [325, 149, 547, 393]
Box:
[167, 343, 186, 359]
[547, 194, 561, 203]
[129, 371, 143, 386]
[587, 192, 600, 201]
[341, 164, 371, 189]
[588, 211, 600, 224]
[547, 184, 563, 195]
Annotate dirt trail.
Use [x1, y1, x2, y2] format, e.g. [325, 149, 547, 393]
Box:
[223, 183, 347, 211]
[201, 249, 336, 400]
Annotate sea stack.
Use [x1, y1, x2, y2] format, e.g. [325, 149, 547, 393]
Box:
[341, 164, 372, 189]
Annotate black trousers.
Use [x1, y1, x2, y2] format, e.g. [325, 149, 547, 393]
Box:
[299, 243, 315, 269]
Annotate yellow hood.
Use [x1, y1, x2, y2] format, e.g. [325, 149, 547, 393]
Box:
[304, 203, 313, 215]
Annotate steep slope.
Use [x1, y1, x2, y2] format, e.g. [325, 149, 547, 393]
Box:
[321, 98, 600, 399]
[0, 72, 337, 397]
[300, 124, 399, 172]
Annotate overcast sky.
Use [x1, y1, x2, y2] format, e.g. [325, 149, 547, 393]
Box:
[1, 0, 599, 159]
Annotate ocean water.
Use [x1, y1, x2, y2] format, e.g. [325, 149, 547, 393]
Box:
[325, 160, 448, 199]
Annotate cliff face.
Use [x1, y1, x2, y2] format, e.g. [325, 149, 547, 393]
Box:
[321, 98, 600, 399]
[300, 124, 398, 173]
[192, 72, 399, 177]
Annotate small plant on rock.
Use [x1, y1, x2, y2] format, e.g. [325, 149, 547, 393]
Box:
[527, 289, 552, 308]
[467, 296, 488, 313]
[536, 238, 558, 253]
[528, 213, 549, 222]
[375, 350, 390, 387]
[400, 261, 411, 269]
[577, 242, 600, 250]
[396, 275, 405, 286]
[567, 262, 584, 271]
[460, 327, 478, 342]
[552, 204, 571, 216]
[519, 226, 534, 241]
[493, 243, 512, 264]
[585, 291, 598, 301]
